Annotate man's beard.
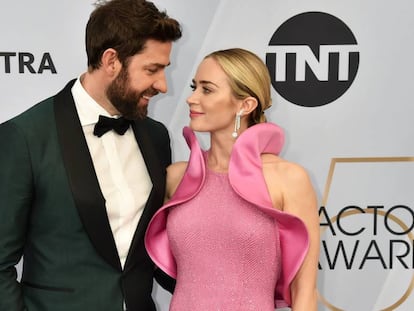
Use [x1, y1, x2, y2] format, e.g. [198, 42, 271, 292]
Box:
[106, 67, 153, 120]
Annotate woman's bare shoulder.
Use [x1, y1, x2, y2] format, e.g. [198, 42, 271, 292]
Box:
[261, 153, 308, 179]
[167, 161, 188, 175]
[261, 153, 315, 210]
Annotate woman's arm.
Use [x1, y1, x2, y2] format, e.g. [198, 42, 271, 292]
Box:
[280, 162, 319, 311]
[263, 154, 319, 311]
[164, 161, 188, 202]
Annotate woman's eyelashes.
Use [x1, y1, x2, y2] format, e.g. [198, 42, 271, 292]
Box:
[190, 83, 212, 94]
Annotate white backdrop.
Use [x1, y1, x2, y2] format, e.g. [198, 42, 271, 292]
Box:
[1, 1, 414, 310]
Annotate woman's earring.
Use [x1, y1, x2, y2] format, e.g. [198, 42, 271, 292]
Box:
[232, 109, 244, 138]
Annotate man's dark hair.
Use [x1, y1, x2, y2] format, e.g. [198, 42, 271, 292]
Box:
[86, 0, 182, 69]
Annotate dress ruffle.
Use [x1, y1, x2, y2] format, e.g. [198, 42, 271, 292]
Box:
[145, 122, 309, 307]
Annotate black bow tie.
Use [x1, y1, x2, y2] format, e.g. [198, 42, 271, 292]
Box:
[93, 115, 132, 137]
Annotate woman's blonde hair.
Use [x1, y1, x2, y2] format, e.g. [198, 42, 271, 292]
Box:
[205, 48, 272, 126]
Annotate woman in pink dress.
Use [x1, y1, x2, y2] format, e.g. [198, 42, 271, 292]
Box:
[145, 48, 319, 311]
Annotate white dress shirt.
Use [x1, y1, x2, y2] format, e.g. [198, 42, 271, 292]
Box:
[71, 77, 152, 269]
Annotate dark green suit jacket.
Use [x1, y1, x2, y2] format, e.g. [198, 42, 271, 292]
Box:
[0, 80, 173, 311]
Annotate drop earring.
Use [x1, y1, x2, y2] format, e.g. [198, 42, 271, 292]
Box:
[232, 109, 244, 138]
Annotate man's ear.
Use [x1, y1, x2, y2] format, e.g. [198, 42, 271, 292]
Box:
[101, 48, 121, 77]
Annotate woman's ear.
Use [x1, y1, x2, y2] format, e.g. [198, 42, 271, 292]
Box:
[240, 96, 258, 115]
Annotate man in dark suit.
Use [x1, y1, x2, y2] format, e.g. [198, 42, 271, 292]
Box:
[0, 1, 181, 310]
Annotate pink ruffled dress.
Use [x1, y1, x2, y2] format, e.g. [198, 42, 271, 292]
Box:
[145, 123, 309, 310]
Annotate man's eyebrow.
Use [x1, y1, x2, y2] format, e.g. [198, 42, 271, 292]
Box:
[146, 62, 171, 68]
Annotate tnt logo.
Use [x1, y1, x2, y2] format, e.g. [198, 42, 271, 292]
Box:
[266, 12, 359, 107]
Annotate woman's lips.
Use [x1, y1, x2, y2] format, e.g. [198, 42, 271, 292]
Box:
[189, 111, 204, 118]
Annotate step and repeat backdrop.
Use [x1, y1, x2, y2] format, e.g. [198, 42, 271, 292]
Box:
[1, 1, 413, 310]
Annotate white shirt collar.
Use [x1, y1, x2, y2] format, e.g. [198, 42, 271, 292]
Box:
[71, 76, 118, 126]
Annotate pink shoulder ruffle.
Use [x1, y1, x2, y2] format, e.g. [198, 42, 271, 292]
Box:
[144, 123, 309, 307]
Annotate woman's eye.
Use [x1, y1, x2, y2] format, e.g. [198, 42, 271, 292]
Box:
[202, 87, 211, 94]
[190, 84, 212, 94]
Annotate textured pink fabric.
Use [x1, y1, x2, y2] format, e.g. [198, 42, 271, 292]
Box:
[167, 167, 280, 310]
[145, 122, 309, 307]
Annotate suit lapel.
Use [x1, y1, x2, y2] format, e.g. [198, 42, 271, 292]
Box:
[124, 119, 165, 272]
[54, 80, 122, 272]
